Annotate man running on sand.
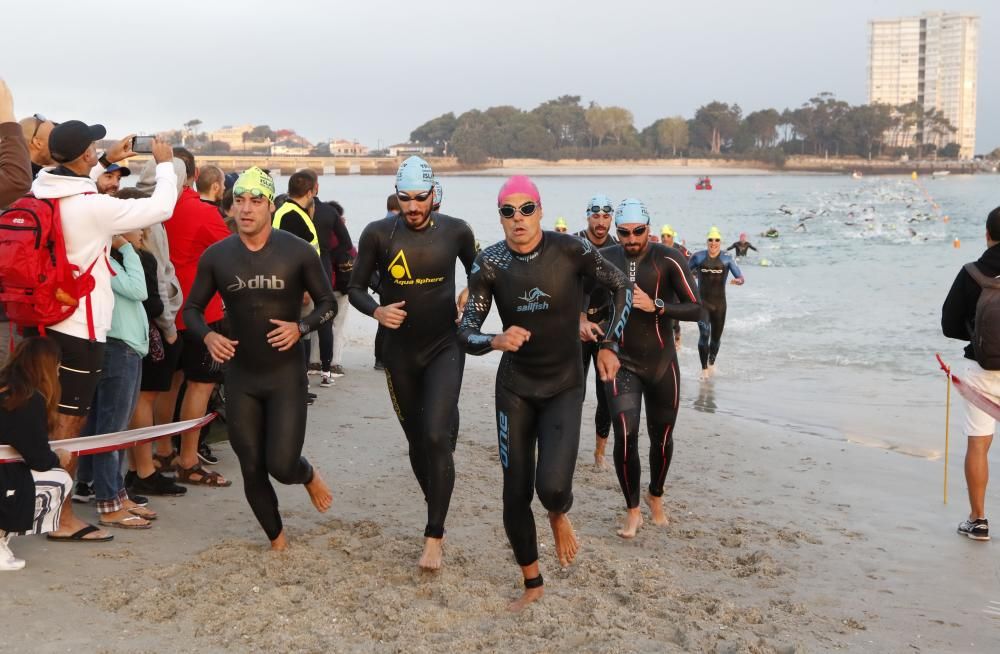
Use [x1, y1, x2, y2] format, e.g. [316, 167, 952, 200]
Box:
[459, 176, 632, 611]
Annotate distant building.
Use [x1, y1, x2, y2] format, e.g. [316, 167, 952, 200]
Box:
[387, 143, 435, 157]
[868, 12, 980, 157]
[329, 139, 369, 156]
[271, 142, 312, 156]
[206, 124, 259, 150]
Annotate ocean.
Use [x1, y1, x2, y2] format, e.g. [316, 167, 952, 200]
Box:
[286, 172, 999, 458]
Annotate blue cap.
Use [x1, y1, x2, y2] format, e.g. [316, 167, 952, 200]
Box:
[104, 163, 131, 177]
[587, 194, 614, 216]
[396, 156, 434, 192]
[614, 198, 651, 226]
[433, 179, 443, 207]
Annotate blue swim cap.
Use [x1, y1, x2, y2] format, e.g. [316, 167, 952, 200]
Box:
[433, 179, 443, 207]
[614, 198, 651, 226]
[396, 156, 434, 192]
[587, 194, 614, 216]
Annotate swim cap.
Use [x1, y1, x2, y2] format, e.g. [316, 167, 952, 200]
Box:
[587, 194, 614, 216]
[739, 232, 747, 240]
[614, 198, 650, 226]
[661, 224, 676, 237]
[554, 217, 568, 229]
[433, 179, 443, 207]
[233, 166, 275, 202]
[396, 156, 434, 191]
[707, 226, 723, 240]
[498, 175, 541, 207]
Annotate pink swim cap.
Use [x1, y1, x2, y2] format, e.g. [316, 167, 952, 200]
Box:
[498, 175, 541, 207]
[740, 232, 747, 240]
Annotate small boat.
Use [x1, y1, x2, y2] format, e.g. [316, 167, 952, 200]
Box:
[695, 176, 713, 191]
[851, 171, 863, 179]
[931, 170, 951, 178]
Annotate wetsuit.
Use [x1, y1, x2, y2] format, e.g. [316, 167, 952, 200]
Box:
[595, 244, 701, 507]
[688, 250, 742, 369]
[183, 229, 336, 541]
[577, 230, 618, 442]
[348, 212, 476, 539]
[459, 232, 631, 566]
[726, 241, 757, 257]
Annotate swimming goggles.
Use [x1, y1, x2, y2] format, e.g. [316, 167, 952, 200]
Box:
[499, 202, 538, 219]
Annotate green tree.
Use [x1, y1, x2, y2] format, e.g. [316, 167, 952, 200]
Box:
[656, 116, 689, 156]
[585, 103, 613, 146]
[531, 96, 588, 147]
[939, 142, 961, 158]
[410, 112, 457, 155]
[743, 109, 780, 149]
[691, 101, 742, 154]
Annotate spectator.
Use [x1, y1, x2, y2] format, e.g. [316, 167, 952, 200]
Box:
[195, 164, 225, 216]
[29, 121, 177, 541]
[324, 199, 355, 379]
[95, 162, 130, 196]
[0, 78, 31, 207]
[158, 147, 231, 486]
[1, 337, 84, 568]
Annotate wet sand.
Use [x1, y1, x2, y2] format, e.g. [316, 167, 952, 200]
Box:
[7, 349, 1000, 653]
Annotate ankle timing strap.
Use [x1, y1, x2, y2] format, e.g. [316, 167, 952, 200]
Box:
[523, 574, 544, 589]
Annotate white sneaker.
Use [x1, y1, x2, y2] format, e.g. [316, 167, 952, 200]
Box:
[319, 372, 334, 388]
[0, 535, 25, 571]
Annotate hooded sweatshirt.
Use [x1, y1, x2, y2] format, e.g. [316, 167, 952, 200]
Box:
[30, 162, 177, 342]
[136, 159, 186, 340]
[942, 242, 1000, 361]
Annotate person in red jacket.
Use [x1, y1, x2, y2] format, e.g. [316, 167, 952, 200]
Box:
[157, 148, 232, 487]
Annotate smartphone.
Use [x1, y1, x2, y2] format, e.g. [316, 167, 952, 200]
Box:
[131, 135, 155, 154]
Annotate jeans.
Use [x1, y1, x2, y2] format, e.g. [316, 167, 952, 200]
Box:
[78, 338, 143, 512]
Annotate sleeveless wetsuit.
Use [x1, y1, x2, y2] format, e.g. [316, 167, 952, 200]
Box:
[183, 229, 336, 541]
[596, 243, 700, 507]
[688, 250, 742, 369]
[459, 232, 631, 566]
[348, 212, 476, 538]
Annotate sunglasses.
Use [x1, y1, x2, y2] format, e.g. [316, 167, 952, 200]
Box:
[30, 113, 47, 140]
[617, 225, 648, 237]
[396, 189, 433, 202]
[233, 185, 270, 200]
[589, 205, 613, 215]
[499, 201, 538, 219]
[708, 238, 721, 243]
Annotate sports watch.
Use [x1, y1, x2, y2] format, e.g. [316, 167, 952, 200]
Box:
[598, 341, 619, 355]
[654, 298, 665, 315]
[298, 321, 310, 335]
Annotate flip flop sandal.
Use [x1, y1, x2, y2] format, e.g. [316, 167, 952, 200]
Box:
[99, 515, 152, 529]
[46, 524, 114, 542]
[127, 506, 158, 520]
[176, 464, 232, 487]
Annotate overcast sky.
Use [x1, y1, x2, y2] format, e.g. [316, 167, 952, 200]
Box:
[3, 0, 996, 152]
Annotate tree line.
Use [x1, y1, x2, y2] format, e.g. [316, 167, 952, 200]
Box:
[409, 93, 968, 165]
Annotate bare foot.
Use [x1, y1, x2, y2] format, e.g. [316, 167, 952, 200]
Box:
[548, 512, 579, 567]
[707, 364, 716, 378]
[418, 537, 444, 570]
[270, 530, 288, 551]
[699, 368, 710, 381]
[645, 492, 670, 526]
[305, 469, 333, 512]
[593, 436, 609, 470]
[616, 508, 643, 538]
[508, 587, 544, 612]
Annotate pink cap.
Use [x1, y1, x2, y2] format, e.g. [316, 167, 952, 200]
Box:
[740, 232, 747, 240]
[498, 175, 541, 207]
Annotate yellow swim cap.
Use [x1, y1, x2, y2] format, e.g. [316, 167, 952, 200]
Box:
[707, 226, 723, 241]
[661, 224, 676, 237]
[233, 166, 275, 202]
[555, 217, 568, 229]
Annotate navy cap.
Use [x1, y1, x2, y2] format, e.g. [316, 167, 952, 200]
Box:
[104, 163, 131, 177]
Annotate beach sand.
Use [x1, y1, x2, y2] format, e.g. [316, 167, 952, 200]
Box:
[7, 349, 1000, 653]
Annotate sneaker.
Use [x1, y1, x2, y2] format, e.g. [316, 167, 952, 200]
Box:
[330, 365, 346, 378]
[0, 535, 25, 571]
[319, 373, 334, 388]
[128, 492, 149, 507]
[306, 391, 317, 406]
[307, 362, 322, 375]
[373, 360, 385, 371]
[131, 471, 188, 497]
[198, 443, 219, 466]
[72, 481, 94, 503]
[958, 518, 990, 541]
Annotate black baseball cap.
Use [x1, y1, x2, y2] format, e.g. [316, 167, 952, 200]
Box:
[49, 120, 107, 163]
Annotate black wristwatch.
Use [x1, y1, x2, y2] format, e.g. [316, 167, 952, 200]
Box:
[598, 341, 619, 355]
[297, 321, 310, 335]
[98, 153, 112, 169]
[654, 298, 665, 315]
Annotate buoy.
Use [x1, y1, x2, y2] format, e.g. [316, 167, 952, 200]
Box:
[943, 215, 950, 223]
[912, 171, 918, 179]
[760, 258, 771, 267]
[953, 238, 961, 249]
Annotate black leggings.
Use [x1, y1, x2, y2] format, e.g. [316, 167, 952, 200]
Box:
[317, 320, 333, 371]
[605, 362, 679, 508]
[581, 341, 611, 439]
[697, 302, 727, 369]
[384, 342, 463, 538]
[495, 382, 583, 566]
[225, 361, 313, 541]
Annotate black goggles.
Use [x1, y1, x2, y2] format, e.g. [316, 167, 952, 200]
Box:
[616, 225, 648, 237]
[396, 189, 433, 202]
[589, 205, 613, 215]
[499, 202, 538, 219]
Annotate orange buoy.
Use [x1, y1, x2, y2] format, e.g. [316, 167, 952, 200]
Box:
[953, 238, 961, 248]
[943, 215, 950, 223]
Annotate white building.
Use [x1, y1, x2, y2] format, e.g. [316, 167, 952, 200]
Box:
[868, 12, 980, 157]
[329, 139, 369, 156]
[387, 143, 435, 157]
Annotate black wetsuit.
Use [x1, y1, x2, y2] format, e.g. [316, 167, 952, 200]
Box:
[689, 250, 742, 369]
[183, 229, 336, 541]
[726, 241, 757, 257]
[459, 232, 631, 567]
[595, 244, 701, 508]
[348, 212, 476, 539]
[577, 230, 618, 442]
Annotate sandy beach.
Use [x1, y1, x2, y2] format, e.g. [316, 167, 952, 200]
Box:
[7, 347, 1000, 653]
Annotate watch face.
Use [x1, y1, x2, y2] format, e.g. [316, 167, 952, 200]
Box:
[654, 298, 665, 309]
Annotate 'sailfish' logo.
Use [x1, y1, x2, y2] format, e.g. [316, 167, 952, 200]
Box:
[227, 275, 285, 292]
[516, 287, 550, 312]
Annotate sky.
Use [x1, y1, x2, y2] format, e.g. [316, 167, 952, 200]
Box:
[3, 0, 997, 153]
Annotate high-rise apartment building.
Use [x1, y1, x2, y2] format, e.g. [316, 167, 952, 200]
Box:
[868, 12, 979, 158]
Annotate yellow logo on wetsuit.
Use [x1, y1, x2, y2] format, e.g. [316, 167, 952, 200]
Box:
[387, 249, 445, 286]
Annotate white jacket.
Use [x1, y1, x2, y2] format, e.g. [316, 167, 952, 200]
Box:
[30, 163, 178, 342]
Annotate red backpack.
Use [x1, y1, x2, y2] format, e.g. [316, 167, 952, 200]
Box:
[0, 195, 102, 339]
